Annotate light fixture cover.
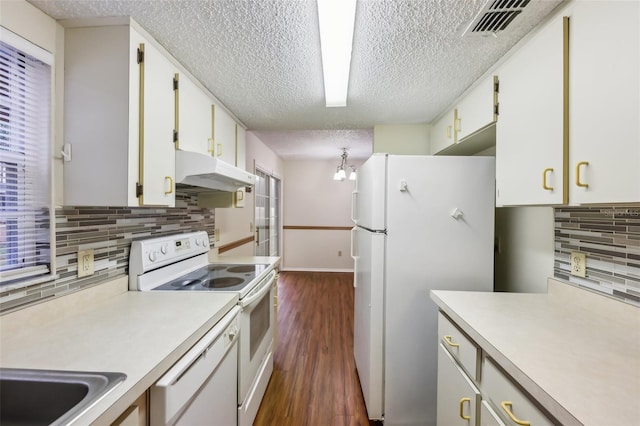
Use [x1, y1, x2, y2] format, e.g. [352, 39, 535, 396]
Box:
[317, 0, 357, 107]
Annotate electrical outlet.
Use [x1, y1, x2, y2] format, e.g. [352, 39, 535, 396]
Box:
[78, 249, 94, 277]
[571, 251, 586, 277]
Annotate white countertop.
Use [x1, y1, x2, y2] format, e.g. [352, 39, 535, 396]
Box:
[431, 280, 640, 426]
[0, 255, 280, 425]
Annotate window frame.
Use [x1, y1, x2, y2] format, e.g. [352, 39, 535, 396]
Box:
[0, 26, 56, 290]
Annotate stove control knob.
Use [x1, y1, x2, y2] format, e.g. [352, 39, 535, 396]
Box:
[195, 239, 201, 247]
[148, 251, 157, 262]
[160, 244, 168, 255]
[200, 238, 208, 247]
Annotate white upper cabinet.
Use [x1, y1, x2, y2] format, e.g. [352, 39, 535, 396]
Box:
[213, 105, 237, 165]
[430, 75, 498, 155]
[430, 109, 455, 154]
[496, 12, 565, 206]
[236, 124, 247, 170]
[568, 0, 640, 204]
[455, 75, 498, 142]
[64, 23, 175, 207]
[139, 37, 177, 206]
[496, 1, 640, 206]
[176, 74, 213, 155]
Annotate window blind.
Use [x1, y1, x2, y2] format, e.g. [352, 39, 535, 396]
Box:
[0, 38, 52, 285]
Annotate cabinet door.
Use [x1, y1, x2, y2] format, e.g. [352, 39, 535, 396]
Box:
[480, 400, 506, 426]
[212, 105, 237, 165]
[437, 344, 479, 426]
[569, 0, 640, 204]
[236, 124, 246, 169]
[496, 13, 565, 206]
[481, 357, 553, 426]
[138, 35, 176, 206]
[178, 74, 212, 154]
[430, 109, 455, 154]
[455, 75, 496, 141]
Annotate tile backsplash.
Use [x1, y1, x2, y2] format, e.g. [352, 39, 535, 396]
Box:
[0, 192, 215, 313]
[555, 206, 640, 306]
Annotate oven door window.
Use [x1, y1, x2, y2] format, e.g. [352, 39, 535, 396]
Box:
[249, 291, 271, 359]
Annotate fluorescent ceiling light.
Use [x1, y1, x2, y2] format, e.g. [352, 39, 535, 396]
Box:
[317, 0, 357, 107]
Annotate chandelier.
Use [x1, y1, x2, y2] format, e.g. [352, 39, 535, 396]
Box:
[333, 148, 356, 181]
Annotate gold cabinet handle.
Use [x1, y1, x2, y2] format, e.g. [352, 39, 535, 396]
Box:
[454, 117, 461, 133]
[208, 137, 214, 154]
[445, 125, 452, 139]
[216, 143, 223, 157]
[575, 161, 589, 188]
[501, 401, 531, 426]
[542, 167, 554, 191]
[459, 397, 471, 420]
[164, 176, 173, 195]
[443, 335, 459, 347]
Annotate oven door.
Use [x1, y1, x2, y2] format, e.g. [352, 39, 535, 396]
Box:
[238, 269, 276, 405]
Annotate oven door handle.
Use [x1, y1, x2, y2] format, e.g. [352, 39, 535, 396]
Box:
[240, 270, 276, 309]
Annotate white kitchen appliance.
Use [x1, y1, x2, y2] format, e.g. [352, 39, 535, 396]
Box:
[151, 305, 241, 426]
[351, 154, 495, 425]
[129, 232, 276, 426]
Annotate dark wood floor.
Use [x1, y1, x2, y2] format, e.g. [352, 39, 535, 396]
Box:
[254, 271, 377, 426]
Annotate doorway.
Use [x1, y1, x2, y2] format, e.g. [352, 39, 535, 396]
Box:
[255, 169, 281, 256]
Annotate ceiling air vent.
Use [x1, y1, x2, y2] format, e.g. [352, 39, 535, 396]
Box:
[462, 0, 530, 37]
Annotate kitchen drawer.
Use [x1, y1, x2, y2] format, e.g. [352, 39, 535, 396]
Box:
[481, 357, 554, 426]
[438, 312, 479, 380]
[480, 400, 506, 426]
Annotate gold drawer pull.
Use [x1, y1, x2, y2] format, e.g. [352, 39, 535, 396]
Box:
[164, 176, 174, 195]
[443, 335, 459, 347]
[459, 397, 471, 420]
[446, 125, 452, 139]
[501, 401, 531, 426]
[216, 143, 223, 157]
[575, 161, 589, 188]
[542, 167, 554, 191]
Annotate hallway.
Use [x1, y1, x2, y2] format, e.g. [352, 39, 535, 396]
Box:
[254, 271, 375, 426]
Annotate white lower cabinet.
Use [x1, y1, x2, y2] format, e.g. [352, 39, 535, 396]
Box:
[437, 344, 480, 425]
[437, 312, 555, 426]
[481, 357, 553, 426]
[480, 400, 506, 426]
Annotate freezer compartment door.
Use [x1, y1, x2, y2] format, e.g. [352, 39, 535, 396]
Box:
[352, 226, 385, 420]
[353, 153, 387, 230]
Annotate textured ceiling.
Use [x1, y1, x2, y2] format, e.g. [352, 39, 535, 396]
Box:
[28, 0, 564, 159]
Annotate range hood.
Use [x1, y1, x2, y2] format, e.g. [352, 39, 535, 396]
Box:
[175, 149, 255, 192]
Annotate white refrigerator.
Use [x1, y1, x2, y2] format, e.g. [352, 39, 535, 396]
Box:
[351, 154, 495, 426]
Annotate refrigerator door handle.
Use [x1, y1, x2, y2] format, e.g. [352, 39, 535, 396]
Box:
[351, 226, 358, 288]
[351, 190, 358, 223]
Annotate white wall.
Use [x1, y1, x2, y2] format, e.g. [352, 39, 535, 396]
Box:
[373, 124, 431, 155]
[494, 206, 555, 293]
[216, 131, 284, 259]
[282, 159, 362, 271]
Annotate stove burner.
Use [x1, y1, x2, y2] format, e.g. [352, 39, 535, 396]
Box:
[226, 265, 258, 274]
[203, 277, 245, 289]
[208, 265, 227, 271]
[171, 279, 202, 288]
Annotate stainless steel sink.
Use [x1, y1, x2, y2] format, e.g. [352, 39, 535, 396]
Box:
[0, 368, 126, 426]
